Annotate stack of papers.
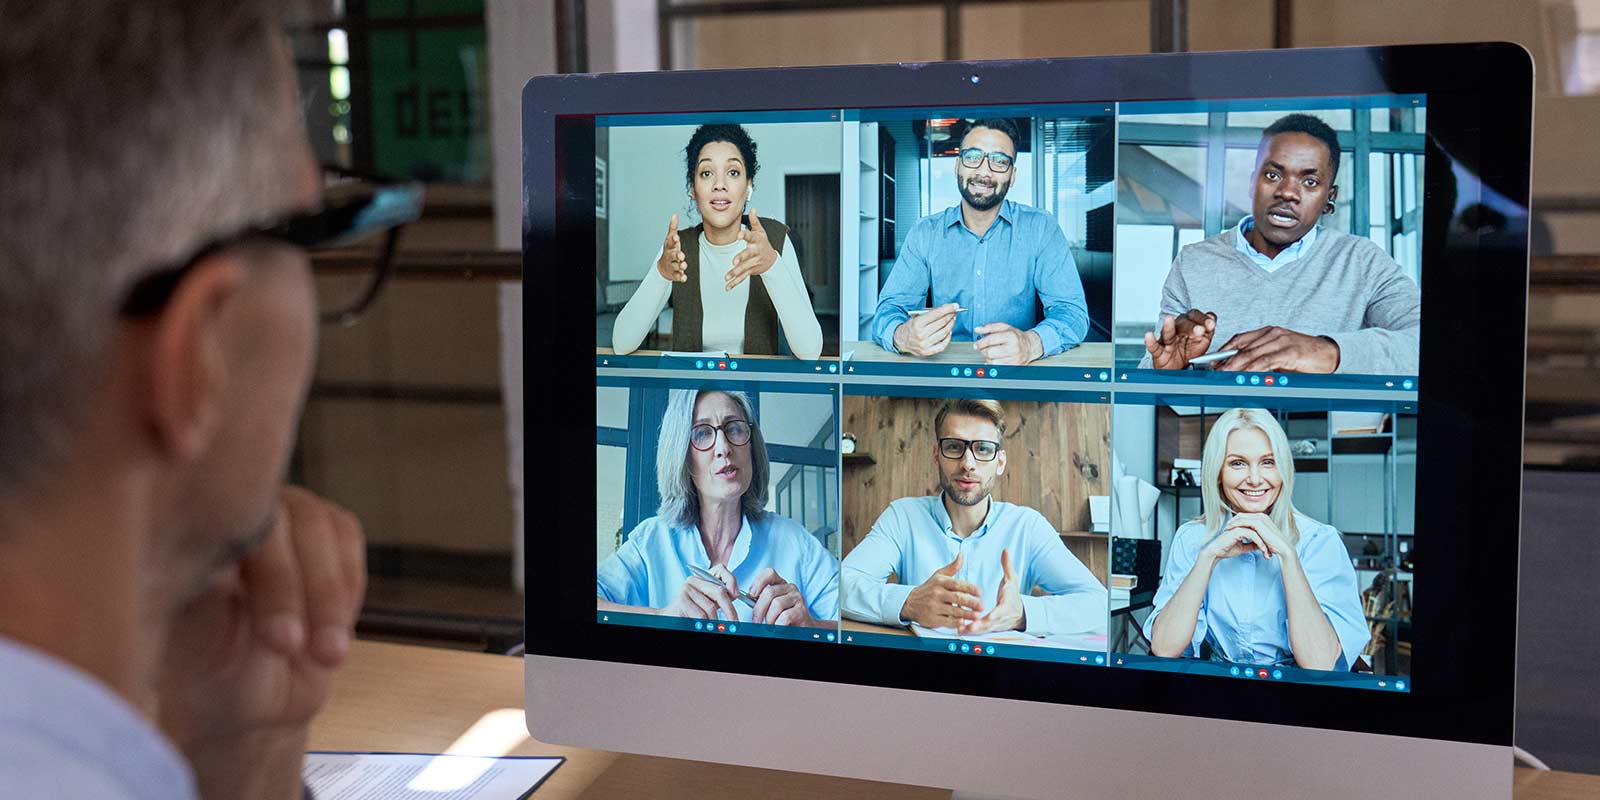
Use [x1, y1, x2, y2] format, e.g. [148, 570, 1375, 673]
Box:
[304, 752, 562, 799]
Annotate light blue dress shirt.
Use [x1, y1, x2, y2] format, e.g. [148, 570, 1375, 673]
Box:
[1142, 512, 1369, 670]
[598, 512, 840, 623]
[0, 634, 197, 800]
[841, 496, 1107, 635]
[1234, 215, 1320, 273]
[871, 200, 1090, 357]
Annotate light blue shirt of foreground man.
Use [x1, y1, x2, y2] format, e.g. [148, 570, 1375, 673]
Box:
[842, 399, 1106, 636]
[871, 118, 1090, 366]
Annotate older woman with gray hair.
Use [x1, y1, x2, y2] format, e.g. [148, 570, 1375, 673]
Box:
[597, 388, 839, 627]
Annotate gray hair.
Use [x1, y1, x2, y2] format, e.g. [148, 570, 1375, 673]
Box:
[0, 0, 312, 495]
[655, 389, 769, 529]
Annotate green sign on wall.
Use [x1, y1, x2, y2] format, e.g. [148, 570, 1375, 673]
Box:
[367, 0, 489, 182]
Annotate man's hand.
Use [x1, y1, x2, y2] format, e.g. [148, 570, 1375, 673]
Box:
[891, 303, 959, 357]
[959, 549, 1025, 635]
[1216, 326, 1340, 373]
[973, 322, 1043, 365]
[659, 564, 741, 622]
[157, 486, 365, 800]
[1143, 310, 1215, 370]
[656, 213, 688, 283]
[898, 552, 984, 629]
[724, 210, 779, 291]
[747, 568, 820, 627]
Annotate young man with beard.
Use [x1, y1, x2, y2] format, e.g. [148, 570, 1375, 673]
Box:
[840, 399, 1106, 636]
[1141, 113, 1421, 375]
[871, 119, 1090, 366]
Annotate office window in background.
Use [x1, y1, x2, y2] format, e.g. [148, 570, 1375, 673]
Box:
[289, 1, 523, 654]
[293, 0, 489, 181]
[1113, 102, 1425, 360]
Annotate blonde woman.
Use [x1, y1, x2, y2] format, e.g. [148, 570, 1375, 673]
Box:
[1142, 408, 1368, 671]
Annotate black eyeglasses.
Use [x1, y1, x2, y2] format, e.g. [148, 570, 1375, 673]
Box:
[958, 148, 1014, 173]
[938, 437, 1000, 462]
[118, 165, 425, 326]
[691, 420, 754, 451]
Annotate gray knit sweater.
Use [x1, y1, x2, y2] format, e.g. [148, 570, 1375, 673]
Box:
[1140, 228, 1420, 375]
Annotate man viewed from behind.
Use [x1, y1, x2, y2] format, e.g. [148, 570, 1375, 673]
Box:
[0, 2, 384, 798]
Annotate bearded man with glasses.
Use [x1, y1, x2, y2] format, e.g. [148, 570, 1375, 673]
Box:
[871, 117, 1091, 366]
[842, 399, 1106, 636]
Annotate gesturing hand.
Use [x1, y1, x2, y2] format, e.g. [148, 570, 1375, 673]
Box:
[656, 213, 688, 283]
[973, 322, 1042, 365]
[158, 486, 366, 800]
[660, 564, 741, 622]
[747, 567, 819, 627]
[1215, 326, 1340, 373]
[891, 303, 959, 357]
[959, 548, 1025, 635]
[899, 552, 985, 629]
[1143, 309, 1216, 370]
[724, 210, 779, 291]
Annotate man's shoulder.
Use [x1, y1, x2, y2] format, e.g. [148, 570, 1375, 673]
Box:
[992, 500, 1053, 530]
[884, 495, 937, 515]
[0, 737, 150, 799]
[908, 207, 958, 238]
[1313, 228, 1396, 265]
[877, 496, 939, 527]
[1004, 200, 1054, 223]
[1176, 230, 1239, 263]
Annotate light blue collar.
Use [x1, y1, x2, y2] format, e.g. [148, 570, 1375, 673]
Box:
[1235, 215, 1319, 272]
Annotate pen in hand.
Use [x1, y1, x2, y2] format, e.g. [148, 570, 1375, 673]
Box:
[687, 563, 757, 607]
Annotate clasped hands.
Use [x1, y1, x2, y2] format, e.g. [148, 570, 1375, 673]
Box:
[898, 550, 1025, 635]
[1144, 308, 1340, 373]
[1201, 512, 1297, 568]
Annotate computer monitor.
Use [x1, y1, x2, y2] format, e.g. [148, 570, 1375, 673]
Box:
[525, 43, 1531, 798]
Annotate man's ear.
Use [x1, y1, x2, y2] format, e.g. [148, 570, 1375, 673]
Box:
[141, 252, 249, 461]
[996, 449, 1007, 476]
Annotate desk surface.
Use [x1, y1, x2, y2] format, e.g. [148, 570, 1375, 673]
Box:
[841, 618, 913, 637]
[312, 639, 1599, 799]
[595, 348, 792, 360]
[847, 340, 1112, 368]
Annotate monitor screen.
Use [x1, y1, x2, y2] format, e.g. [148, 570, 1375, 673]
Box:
[532, 43, 1529, 756]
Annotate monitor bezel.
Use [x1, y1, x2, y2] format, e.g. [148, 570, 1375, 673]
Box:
[525, 42, 1531, 747]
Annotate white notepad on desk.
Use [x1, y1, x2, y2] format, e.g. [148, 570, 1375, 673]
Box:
[304, 752, 562, 800]
[909, 624, 1108, 652]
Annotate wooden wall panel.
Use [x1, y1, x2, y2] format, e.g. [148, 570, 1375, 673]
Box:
[841, 396, 1110, 567]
